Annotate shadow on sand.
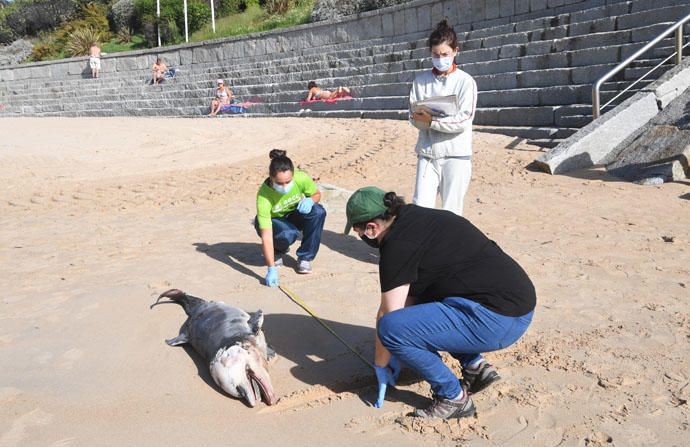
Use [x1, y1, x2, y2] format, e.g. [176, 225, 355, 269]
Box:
[320, 229, 379, 264]
[193, 242, 265, 283]
[194, 229, 379, 281]
[263, 313, 426, 408]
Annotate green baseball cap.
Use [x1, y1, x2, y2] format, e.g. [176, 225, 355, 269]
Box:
[344, 186, 387, 234]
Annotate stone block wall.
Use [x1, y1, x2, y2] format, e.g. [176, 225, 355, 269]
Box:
[0, 0, 627, 85]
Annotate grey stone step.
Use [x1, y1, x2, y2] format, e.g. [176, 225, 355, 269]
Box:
[526, 138, 563, 148]
[476, 106, 560, 126]
[475, 126, 578, 140]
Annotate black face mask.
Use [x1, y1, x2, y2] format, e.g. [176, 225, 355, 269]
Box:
[360, 234, 380, 249]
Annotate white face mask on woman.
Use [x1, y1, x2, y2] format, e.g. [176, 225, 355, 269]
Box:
[272, 181, 294, 195]
[432, 55, 454, 72]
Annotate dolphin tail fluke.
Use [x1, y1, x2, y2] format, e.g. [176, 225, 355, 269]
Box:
[150, 288, 205, 315]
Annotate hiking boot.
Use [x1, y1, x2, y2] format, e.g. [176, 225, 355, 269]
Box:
[462, 361, 501, 394]
[297, 259, 312, 274]
[413, 389, 476, 419]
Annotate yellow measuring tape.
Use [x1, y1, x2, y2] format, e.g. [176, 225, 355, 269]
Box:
[278, 285, 375, 370]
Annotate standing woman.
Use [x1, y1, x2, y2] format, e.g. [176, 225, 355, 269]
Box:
[410, 19, 477, 216]
[255, 150, 326, 286]
[344, 187, 536, 418]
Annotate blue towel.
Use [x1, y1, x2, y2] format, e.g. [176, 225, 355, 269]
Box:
[219, 104, 247, 114]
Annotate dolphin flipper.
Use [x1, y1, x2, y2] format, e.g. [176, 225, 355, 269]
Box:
[166, 333, 189, 346]
[165, 321, 190, 346]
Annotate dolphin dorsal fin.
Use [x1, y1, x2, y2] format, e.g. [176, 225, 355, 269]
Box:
[248, 310, 264, 335]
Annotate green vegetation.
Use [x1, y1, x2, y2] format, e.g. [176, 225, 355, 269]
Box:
[0, 0, 315, 63]
[191, 0, 313, 42]
[29, 2, 112, 61]
[101, 33, 146, 53]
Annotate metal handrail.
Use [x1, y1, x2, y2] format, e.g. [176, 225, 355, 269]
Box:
[592, 12, 690, 119]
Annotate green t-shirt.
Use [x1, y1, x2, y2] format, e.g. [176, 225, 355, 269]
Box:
[256, 170, 318, 229]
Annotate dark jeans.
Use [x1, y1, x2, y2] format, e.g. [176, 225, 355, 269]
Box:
[254, 204, 326, 261]
[377, 296, 534, 399]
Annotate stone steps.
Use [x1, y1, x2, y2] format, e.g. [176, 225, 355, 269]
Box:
[0, 72, 650, 113]
[3, 25, 680, 97]
[2, 1, 686, 92]
[0, 47, 671, 108]
[2, 0, 689, 148]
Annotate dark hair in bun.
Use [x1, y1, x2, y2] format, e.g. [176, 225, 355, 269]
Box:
[268, 149, 294, 177]
[429, 19, 458, 50]
[382, 192, 405, 219]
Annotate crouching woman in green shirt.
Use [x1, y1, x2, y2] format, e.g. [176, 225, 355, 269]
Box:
[255, 149, 326, 286]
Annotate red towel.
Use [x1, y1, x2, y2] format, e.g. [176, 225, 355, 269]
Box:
[300, 96, 353, 107]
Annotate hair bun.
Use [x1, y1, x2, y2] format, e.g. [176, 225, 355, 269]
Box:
[383, 192, 396, 207]
[269, 149, 287, 160]
[429, 18, 459, 50]
[437, 18, 451, 29]
[382, 191, 405, 217]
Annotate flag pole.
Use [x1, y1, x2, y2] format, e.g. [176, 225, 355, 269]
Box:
[156, 0, 161, 47]
[211, 0, 216, 34]
[184, 0, 189, 43]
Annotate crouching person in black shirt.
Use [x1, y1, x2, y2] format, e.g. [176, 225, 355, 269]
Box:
[344, 186, 536, 419]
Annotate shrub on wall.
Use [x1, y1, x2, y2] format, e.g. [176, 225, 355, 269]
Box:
[217, 0, 252, 15]
[65, 26, 106, 57]
[263, 0, 294, 15]
[0, 10, 16, 45]
[5, 0, 76, 36]
[311, 0, 413, 22]
[134, 0, 210, 45]
[28, 3, 111, 61]
[110, 0, 137, 33]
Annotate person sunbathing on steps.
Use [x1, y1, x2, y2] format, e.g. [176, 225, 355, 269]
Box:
[305, 81, 351, 101]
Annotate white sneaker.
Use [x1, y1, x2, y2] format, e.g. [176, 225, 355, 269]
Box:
[297, 259, 312, 274]
[274, 257, 283, 267]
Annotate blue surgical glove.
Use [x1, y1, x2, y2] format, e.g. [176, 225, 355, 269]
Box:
[297, 197, 314, 214]
[265, 266, 279, 287]
[374, 364, 397, 408]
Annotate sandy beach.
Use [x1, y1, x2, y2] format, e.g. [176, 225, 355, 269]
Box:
[0, 117, 688, 446]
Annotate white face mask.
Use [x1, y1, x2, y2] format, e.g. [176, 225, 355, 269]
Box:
[432, 56, 454, 72]
[272, 181, 293, 195]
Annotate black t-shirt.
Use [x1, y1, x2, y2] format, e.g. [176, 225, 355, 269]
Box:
[379, 205, 536, 317]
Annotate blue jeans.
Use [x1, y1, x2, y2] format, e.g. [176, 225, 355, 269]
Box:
[254, 204, 326, 261]
[377, 297, 533, 399]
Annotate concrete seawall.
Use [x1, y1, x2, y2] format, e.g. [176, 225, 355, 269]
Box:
[0, 0, 626, 84]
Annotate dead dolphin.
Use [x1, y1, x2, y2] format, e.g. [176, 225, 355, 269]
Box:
[151, 288, 276, 407]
